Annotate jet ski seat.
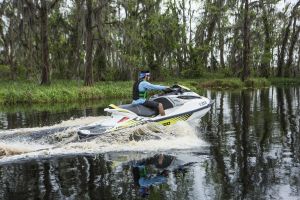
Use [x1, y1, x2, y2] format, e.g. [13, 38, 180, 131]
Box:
[119, 104, 158, 117]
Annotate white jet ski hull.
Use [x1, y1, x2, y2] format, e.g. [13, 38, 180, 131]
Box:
[78, 85, 214, 139]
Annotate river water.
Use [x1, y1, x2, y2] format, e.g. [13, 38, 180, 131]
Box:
[0, 87, 299, 200]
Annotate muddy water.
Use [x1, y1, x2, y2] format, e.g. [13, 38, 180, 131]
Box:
[0, 87, 299, 200]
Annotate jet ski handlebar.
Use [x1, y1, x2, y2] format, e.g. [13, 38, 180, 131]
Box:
[163, 87, 175, 93]
[163, 84, 188, 94]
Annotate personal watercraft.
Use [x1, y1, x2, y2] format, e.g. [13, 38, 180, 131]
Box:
[78, 85, 214, 138]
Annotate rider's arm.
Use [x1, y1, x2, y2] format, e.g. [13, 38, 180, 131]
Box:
[140, 81, 167, 91]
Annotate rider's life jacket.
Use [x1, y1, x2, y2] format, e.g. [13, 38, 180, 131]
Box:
[133, 79, 148, 100]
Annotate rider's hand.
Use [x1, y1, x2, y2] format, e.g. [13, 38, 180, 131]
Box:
[164, 87, 173, 93]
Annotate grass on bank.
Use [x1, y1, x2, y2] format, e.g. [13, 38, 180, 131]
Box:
[269, 77, 300, 86]
[0, 80, 132, 105]
[0, 77, 299, 105]
[199, 78, 271, 89]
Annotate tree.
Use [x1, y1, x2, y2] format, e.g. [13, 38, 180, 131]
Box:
[25, 0, 61, 85]
[0, 0, 300, 82]
[0, 1, 19, 80]
[285, 17, 300, 77]
[242, 0, 250, 81]
[84, 0, 94, 86]
[65, 0, 85, 81]
[40, 0, 50, 85]
[228, 1, 244, 77]
[259, 0, 272, 78]
[277, 1, 300, 77]
[194, 0, 224, 71]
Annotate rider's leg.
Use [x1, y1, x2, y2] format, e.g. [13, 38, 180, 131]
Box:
[158, 103, 165, 116]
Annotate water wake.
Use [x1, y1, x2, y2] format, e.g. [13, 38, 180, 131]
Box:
[0, 116, 207, 163]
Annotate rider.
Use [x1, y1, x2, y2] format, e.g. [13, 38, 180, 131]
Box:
[132, 70, 168, 116]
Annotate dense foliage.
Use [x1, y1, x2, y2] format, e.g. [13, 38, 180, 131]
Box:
[0, 0, 299, 85]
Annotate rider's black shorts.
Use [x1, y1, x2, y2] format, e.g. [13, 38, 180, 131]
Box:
[142, 100, 159, 110]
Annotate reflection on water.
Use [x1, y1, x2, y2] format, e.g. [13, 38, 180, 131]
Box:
[0, 87, 300, 199]
[129, 154, 172, 197]
[0, 153, 207, 200]
[202, 87, 300, 199]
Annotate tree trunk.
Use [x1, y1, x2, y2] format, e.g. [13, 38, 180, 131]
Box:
[194, 1, 209, 69]
[229, 1, 244, 77]
[26, 30, 33, 80]
[68, 0, 83, 81]
[277, 18, 292, 77]
[297, 47, 300, 77]
[4, 24, 16, 80]
[202, 13, 217, 68]
[40, 0, 51, 85]
[285, 18, 300, 77]
[181, 0, 187, 69]
[8, 42, 16, 81]
[188, 0, 193, 44]
[84, 0, 94, 86]
[259, 0, 271, 78]
[218, 14, 225, 68]
[242, 0, 250, 81]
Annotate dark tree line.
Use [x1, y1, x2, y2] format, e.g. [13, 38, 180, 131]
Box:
[0, 0, 300, 85]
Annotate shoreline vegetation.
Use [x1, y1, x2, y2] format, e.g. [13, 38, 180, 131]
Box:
[1, 78, 300, 105]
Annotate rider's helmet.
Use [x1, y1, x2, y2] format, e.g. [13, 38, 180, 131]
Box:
[139, 70, 150, 79]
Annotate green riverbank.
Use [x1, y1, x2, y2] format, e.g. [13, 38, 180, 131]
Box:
[0, 78, 299, 105]
[0, 80, 132, 105]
